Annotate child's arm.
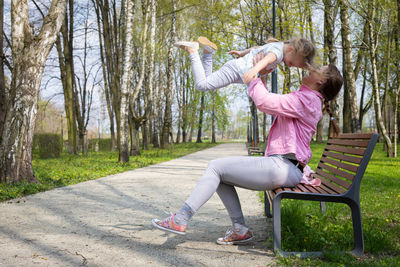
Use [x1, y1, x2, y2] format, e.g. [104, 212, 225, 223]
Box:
[243, 52, 277, 83]
[229, 46, 260, 58]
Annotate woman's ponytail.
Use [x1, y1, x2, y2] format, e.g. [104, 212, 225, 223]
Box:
[324, 100, 340, 137]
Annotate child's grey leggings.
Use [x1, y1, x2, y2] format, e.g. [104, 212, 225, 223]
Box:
[185, 155, 303, 219]
[189, 52, 243, 91]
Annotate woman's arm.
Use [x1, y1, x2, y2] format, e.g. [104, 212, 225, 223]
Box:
[248, 79, 304, 118]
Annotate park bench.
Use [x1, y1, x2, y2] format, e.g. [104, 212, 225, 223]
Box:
[248, 141, 268, 156]
[264, 132, 379, 257]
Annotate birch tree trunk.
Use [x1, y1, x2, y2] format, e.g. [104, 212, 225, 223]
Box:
[368, 0, 393, 157]
[143, 0, 156, 150]
[339, 0, 360, 133]
[119, 0, 135, 163]
[0, 0, 66, 183]
[383, 20, 392, 152]
[161, 0, 176, 148]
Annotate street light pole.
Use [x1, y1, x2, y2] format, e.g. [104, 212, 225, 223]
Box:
[271, 0, 277, 125]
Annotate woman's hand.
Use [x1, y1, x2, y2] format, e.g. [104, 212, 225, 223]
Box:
[243, 68, 259, 83]
[229, 50, 244, 58]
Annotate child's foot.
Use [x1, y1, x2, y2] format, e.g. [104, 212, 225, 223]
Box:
[216, 228, 254, 245]
[173, 41, 199, 53]
[151, 213, 187, 235]
[197, 36, 218, 53]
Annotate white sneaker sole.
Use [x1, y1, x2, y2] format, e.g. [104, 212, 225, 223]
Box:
[197, 36, 217, 52]
[216, 235, 254, 245]
[151, 219, 186, 235]
[173, 41, 199, 50]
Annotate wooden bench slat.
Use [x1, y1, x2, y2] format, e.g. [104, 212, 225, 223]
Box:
[318, 183, 338, 194]
[325, 144, 366, 156]
[315, 169, 351, 189]
[334, 132, 373, 139]
[316, 175, 346, 194]
[318, 162, 355, 181]
[323, 151, 362, 164]
[321, 157, 358, 173]
[327, 139, 370, 147]
[296, 183, 310, 193]
[302, 184, 320, 193]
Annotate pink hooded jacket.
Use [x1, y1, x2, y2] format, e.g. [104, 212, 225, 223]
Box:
[248, 78, 323, 165]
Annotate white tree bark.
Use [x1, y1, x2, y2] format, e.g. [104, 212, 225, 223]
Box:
[0, 0, 66, 183]
[119, 0, 135, 163]
[144, 0, 156, 149]
[368, 0, 393, 157]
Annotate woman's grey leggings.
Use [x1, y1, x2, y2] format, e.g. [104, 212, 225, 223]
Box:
[185, 155, 302, 219]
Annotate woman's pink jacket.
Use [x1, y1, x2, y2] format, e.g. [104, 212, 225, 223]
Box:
[248, 78, 323, 165]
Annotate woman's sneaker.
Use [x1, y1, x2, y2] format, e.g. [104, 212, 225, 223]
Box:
[173, 41, 199, 50]
[152, 213, 187, 235]
[216, 228, 254, 245]
[197, 36, 218, 53]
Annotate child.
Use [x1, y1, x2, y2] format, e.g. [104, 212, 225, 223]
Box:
[151, 60, 343, 244]
[174, 36, 315, 91]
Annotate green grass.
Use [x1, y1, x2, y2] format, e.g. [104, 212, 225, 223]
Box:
[261, 142, 400, 266]
[0, 142, 217, 202]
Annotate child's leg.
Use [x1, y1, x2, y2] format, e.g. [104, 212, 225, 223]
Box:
[189, 52, 242, 91]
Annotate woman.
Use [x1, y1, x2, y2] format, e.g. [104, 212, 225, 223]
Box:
[152, 58, 343, 245]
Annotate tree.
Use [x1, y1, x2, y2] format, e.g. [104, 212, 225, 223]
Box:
[339, 0, 361, 133]
[0, 0, 4, 138]
[92, 0, 121, 152]
[161, 0, 176, 148]
[0, 0, 67, 183]
[119, 0, 135, 163]
[367, 0, 393, 157]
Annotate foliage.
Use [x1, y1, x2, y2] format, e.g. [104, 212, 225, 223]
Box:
[0, 142, 217, 202]
[260, 142, 400, 265]
[37, 133, 63, 159]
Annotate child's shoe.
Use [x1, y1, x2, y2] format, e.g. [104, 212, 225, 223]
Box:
[197, 36, 218, 53]
[173, 41, 199, 50]
[216, 228, 254, 245]
[152, 213, 187, 235]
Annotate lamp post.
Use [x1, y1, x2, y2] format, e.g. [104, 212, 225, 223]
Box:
[271, 0, 277, 94]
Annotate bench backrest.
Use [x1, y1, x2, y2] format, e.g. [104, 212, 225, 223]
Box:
[312, 133, 379, 195]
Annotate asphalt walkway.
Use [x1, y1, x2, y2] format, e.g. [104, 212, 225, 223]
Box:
[0, 143, 274, 266]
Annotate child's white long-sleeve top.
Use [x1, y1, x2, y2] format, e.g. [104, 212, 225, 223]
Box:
[235, 42, 284, 81]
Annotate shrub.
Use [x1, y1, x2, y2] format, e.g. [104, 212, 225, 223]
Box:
[37, 133, 62, 159]
[98, 138, 112, 151]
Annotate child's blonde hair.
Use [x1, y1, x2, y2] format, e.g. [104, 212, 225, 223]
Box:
[265, 37, 316, 69]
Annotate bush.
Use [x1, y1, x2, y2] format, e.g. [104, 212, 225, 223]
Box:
[37, 133, 62, 159]
[98, 138, 112, 151]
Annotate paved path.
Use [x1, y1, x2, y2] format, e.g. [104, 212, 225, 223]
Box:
[0, 143, 274, 266]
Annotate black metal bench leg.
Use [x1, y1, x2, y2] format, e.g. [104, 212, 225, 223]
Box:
[264, 191, 272, 218]
[272, 196, 282, 254]
[320, 201, 326, 214]
[349, 201, 364, 256]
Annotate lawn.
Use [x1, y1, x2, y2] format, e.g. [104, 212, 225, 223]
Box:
[263, 142, 400, 266]
[0, 142, 217, 202]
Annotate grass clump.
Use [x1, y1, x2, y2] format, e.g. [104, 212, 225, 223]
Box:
[0, 142, 217, 202]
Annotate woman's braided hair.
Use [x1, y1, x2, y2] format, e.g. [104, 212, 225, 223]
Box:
[320, 64, 344, 137]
